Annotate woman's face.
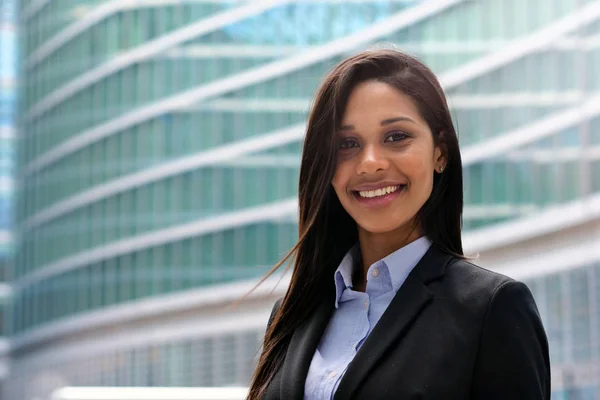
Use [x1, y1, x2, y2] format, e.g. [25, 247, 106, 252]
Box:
[332, 80, 445, 236]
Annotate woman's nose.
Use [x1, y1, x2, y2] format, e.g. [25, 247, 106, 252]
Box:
[356, 145, 389, 175]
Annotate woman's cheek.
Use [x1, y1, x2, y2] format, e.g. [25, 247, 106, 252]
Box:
[398, 155, 428, 180]
[332, 164, 352, 196]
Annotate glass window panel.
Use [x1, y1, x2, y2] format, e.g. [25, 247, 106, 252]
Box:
[180, 239, 192, 290]
[137, 249, 153, 299]
[104, 259, 117, 306]
[151, 246, 163, 295]
[570, 268, 591, 361]
[119, 254, 133, 302]
[79, 268, 90, 313]
[190, 236, 202, 287]
[163, 244, 174, 293]
[546, 274, 564, 363]
[201, 234, 213, 285]
[90, 263, 102, 309]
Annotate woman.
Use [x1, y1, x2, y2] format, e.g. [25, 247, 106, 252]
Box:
[248, 49, 550, 400]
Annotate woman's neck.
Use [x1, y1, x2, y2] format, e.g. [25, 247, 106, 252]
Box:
[356, 225, 423, 287]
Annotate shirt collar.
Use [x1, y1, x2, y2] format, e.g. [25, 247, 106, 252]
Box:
[334, 244, 359, 308]
[333, 237, 432, 308]
[380, 236, 432, 293]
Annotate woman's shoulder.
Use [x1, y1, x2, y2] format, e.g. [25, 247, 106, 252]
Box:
[447, 257, 514, 286]
[439, 256, 530, 309]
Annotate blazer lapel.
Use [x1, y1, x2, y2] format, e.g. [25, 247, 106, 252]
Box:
[334, 245, 453, 400]
[280, 300, 335, 400]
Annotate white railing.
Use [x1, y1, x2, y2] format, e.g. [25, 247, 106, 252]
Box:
[51, 386, 248, 400]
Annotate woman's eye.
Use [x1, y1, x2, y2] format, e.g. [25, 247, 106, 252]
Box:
[339, 138, 359, 149]
[385, 132, 409, 142]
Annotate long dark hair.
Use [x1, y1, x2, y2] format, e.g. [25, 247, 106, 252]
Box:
[247, 48, 464, 399]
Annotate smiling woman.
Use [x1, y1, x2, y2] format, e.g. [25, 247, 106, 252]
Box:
[248, 49, 551, 400]
[333, 81, 444, 240]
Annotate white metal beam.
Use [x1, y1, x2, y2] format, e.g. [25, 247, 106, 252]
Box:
[20, 305, 272, 370]
[438, 1, 600, 88]
[554, 33, 600, 50]
[11, 274, 290, 352]
[25, 0, 265, 70]
[51, 387, 249, 400]
[28, 0, 163, 68]
[460, 93, 600, 166]
[0, 230, 12, 245]
[21, 124, 305, 231]
[506, 145, 600, 163]
[462, 204, 538, 220]
[0, 127, 15, 140]
[463, 191, 600, 254]
[182, 98, 311, 112]
[14, 198, 299, 290]
[0, 77, 15, 90]
[25, 0, 294, 120]
[448, 91, 587, 109]
[0, 283, 13, 299]
[21, 0, 465, 177]
[0, 177, 13, 194]
[482, 232, 600, 282]
[20, 0, 51, 22]
[464, 194, 600, 282]
[212, 154, 302, 168]
[162, 44, 299, 59]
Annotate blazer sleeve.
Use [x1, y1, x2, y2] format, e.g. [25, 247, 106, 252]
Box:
[471, 280, 551, 400]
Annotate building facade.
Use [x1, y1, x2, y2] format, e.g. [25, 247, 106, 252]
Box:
[9, 0, 600, 398]
[0, 0, 16, 393]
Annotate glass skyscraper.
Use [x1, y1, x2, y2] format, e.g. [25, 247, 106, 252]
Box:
[0, 0, 16, 392]
[8, 0, 600, 398]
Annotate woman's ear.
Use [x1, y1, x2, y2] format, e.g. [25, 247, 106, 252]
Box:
[434, 131, 448, 172]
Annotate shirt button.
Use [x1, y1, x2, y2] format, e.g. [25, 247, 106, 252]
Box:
[328, 370, 338, 379]
[371, 268, 380, 278]
[364, 301, 369, 309]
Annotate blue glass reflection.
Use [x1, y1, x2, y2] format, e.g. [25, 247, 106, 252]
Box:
[0, 0, 16, 253]
[0, 0, 16, 21]
[0, 32, 15, 78]
[222, 2, 398, 45]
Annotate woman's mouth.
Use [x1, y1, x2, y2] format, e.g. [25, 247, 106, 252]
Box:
[353, 184, 407, 207]
[357, 185, 402, 199]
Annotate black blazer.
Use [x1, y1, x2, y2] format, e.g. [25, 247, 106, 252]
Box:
[262, 245, 551, 400]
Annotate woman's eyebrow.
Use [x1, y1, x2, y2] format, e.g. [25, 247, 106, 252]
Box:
[340, 116, 418, 131]
[380, 116, 418, 126]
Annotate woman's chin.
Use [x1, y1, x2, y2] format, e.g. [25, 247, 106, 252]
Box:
[356, 219, 415, 236]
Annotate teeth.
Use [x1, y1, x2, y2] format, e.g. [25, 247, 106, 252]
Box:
[358, 185, 401, 199]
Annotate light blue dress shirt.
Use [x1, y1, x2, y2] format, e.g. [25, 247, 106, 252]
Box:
[304, 236, 432, 400]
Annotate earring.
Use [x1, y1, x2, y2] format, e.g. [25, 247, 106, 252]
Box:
[438, 166, 444, 173]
